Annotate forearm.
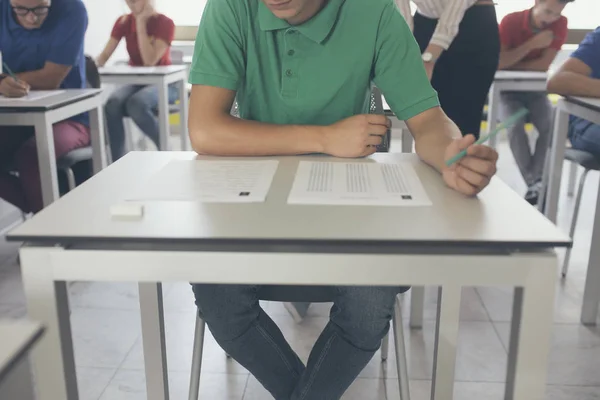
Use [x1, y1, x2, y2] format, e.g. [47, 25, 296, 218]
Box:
[190, 114, 326, 156]
[547, 72, 600, 97]
[96, 53, 109, 68]
[16, 70, 60, 90]
[498, 42, 533, 70]
[411, 110, 460, 172]
[510, 58, 551, 72]
[136, 24, 157, 66]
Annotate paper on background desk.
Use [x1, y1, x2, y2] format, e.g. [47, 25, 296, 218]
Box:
[127, 160, 279, 203]
[288, 161, 431, 206]
[0, 90, 65, 102]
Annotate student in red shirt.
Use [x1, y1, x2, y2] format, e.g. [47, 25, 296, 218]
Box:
[96, 0, 177, 161]
[497, 0, 574, 205]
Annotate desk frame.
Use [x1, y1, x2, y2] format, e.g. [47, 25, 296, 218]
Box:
[542, 97, 600, 325]
[21, 245, 557, 400]
[100, 69, 189, 152]
[0, 94, 105, 206]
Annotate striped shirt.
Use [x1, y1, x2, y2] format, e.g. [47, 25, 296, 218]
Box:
[395, 0, 480, 50]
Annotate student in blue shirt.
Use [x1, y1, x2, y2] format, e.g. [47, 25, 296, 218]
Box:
[0, 0, 88, 213]
[548, 27, 600, 157]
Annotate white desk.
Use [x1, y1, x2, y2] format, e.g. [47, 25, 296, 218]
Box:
[9, 152, 569, 400]
[0, 320, 45, 400]
[543, 96, 600, 325]
[0, 89, 106, 206]
[99, 65, 190, 152]
[487, 71, 549, 147]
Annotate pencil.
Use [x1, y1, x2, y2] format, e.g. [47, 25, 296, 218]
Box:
[2, 62, 18, 82]
[445, 107, 529, 167]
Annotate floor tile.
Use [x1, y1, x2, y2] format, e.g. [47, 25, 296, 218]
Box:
[69, 282, 140, 310]
[389, 380, 506, 400]
[99, 369, 247, 400]
[76, 367, 116, 400]
[402, 287, 490, 322]
[0, 267, 25, 306]
[545, 385, 600, 400]
[0, 303, 27, 319]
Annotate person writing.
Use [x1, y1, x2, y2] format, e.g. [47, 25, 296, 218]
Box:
[188, 0, 498, 398]
[0, 0, 89, 213]
[96, 0, 177, 161]
[548, 27, 600, 157]
[497, 0, 574, 205]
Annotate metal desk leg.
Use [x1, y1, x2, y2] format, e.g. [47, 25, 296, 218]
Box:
[487, 84, 500, 148]
[157, 80, 170, 151]
[178, 78, 190, 151]
[544, 103, 569, 223]
[581, 174, 600, 325]
[20, 247, 78, 400]
[431, 285, 461, 400]
[505, 254, 556, 400]
[139, 283, 170, 400]
[33, 115, 59, 206]
[401, 128, 413, 153]
[410, 286, 425, 329]
[89, 104, 107, 174]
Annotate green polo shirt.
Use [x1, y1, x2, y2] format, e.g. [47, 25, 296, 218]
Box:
[189, 0, 439, 125]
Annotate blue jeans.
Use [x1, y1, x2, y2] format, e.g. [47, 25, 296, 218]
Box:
[569, 116, 600, 157]
[105, 84, 179, 161]
[191, 284, 403, 400]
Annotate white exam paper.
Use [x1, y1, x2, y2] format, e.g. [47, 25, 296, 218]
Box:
[0, 90, 65, 102]
[288, 161, 431, 206]
[128, 160, 279, 203]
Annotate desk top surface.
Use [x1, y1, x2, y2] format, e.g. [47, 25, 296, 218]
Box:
[9, 152, 570, 250]
[99, 65, 188, 76]
[494, 71, 548, 81]
[0, 321, 44, 382]
[566, 96, 600, 111]
[0, 89, 102, 111]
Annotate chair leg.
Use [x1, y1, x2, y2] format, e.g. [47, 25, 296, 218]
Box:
[65, 168, 77, 192]
[567, 161, 578, 197]
[381, 331, 390, 362]
[123, 117, 134, 152]
[188, 313, 206, 400]
[393, 295, 411, 400]
[409, 287, 424, 329]
[562, 168, 590, 277]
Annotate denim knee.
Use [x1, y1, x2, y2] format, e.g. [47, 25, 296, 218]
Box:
[191, 284, 260, 341]
[104, 96, 124, 119]
[330, 286, 400, 351]
[125, 95, 151, 121]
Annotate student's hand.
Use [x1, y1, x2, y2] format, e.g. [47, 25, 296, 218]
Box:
[0, 77, 30, 98]
[529, 30, 554, 50]
[442, 134, 498, 196]
[323, 114, 391, 158]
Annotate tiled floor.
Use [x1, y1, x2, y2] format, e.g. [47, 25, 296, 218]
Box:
[1, 136, 600, 399]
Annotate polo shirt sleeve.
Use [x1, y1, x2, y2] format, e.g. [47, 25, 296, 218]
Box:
[189, 0, 246, 91]
[550, 17, 568, 50]
[149, 15, 175, 45]
[373, 2, 439, 121]
[572, 28, 600, 73]
[111, 16, 128, 40]
[47, 2, 88, 67]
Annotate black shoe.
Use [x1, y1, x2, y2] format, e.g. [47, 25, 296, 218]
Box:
[525, 181, 542, 205]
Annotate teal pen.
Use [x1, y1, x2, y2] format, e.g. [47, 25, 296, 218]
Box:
[445, 107, 529, 167]
[2, 62, 18, 81]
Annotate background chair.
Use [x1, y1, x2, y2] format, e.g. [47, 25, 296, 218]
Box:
[188, 286, 411, 400]
[561, 148, 600, 277]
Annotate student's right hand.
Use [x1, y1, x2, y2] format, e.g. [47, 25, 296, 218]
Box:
[323, 114, 390, 158]
[529, 30, 554, 50]
[0, 77, 30, 98]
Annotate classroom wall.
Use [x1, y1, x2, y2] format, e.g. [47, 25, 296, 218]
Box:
[82, 0, 128, 64]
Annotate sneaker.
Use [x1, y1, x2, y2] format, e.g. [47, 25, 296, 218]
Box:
[525, 181, 543, 205]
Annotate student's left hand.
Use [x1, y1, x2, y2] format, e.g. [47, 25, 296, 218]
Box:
[442, 134, 498, 196]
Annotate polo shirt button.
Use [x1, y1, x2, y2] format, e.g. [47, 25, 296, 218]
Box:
[287, 49, 295, 56]
[285, 69, 293, 77]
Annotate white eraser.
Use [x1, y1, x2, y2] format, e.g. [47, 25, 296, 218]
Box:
[110, 203, 144, 220]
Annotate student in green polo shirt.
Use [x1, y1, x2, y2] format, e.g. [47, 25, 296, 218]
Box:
[189, 0, 498, 398]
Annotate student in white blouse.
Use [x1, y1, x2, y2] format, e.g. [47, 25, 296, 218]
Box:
[396, 0, 499, 139]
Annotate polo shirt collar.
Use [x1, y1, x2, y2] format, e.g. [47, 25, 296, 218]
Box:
[259, 0, 345, 43]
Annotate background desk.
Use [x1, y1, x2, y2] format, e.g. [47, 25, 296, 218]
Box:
[99, 65, 189, 152]
[0, 89, 105, 206]
[0, 320, 45, 400]
[487, 71, 548, 147]
[10, 152, 569, 400]
[543, 96, 600, 325]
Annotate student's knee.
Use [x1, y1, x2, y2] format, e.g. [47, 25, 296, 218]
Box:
[125, 94, 151, 121]
[331, 286, 401, 350]
[191, 284, 260, 341]
[104, 95, 125, 118]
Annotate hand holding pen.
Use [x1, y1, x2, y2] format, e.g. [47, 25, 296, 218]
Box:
[0, 62, 30, 98]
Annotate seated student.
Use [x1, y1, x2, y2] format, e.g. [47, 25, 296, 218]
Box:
[96, 0, 177, 161]
[548, 27, 600, 157]
[497, 0, 574, 205]
[188, 0, 498, 398]
[0, 0, 89, 214]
